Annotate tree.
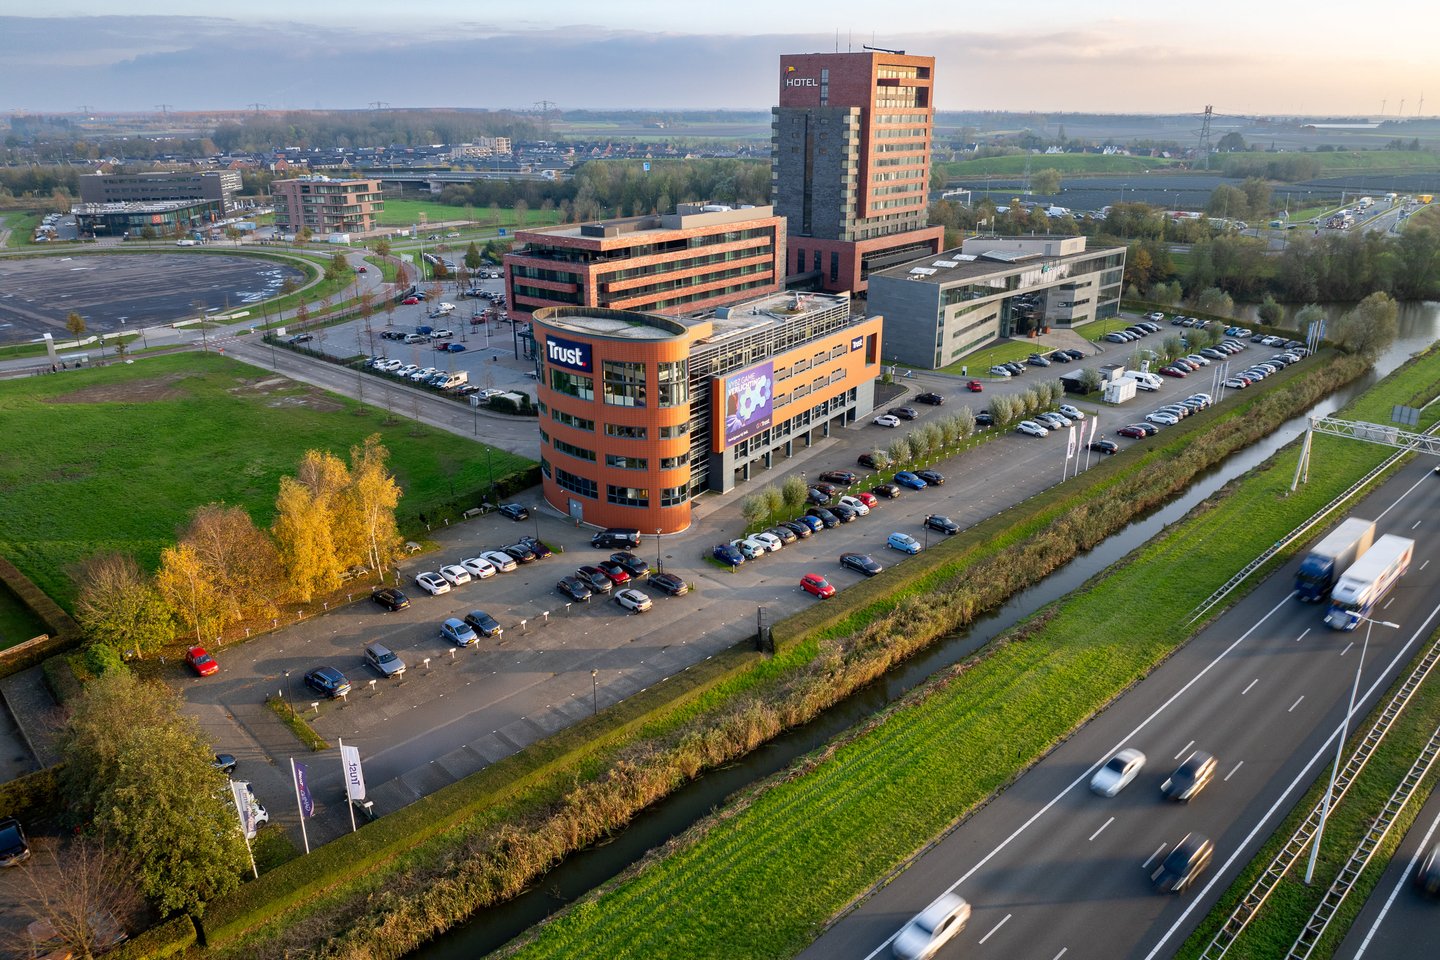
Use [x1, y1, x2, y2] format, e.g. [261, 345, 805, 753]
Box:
[1123, 245, 1153, 292]
[1076, 367, 1103, 393]
[1206, 184, 1248, 220]
[463, 241, 483, 272]
[297, 226, 313, 245]
[348, 435, 403, 577]
[272, 475, 342, 603]
[513, 198, 529, 228]
[1293, 303, 1327, 338]
[59, 671, 247, 915]
[1216, 132, 1247, 152]
[887, 436, 913, 464]
[65, 311, 86, 340]
[179, 504, 281, 626]
[2, 836, 142, 960]
[1332, 291, 1398, 358]
[73, 552, 173, 659]
[1031, 168, 1062, 196]
[781, 474, 808, 511]
[1195, 287, 1235, 317]
[155, 542, 223, 642]
[1258, 295, 1285, 325]
[372, 237, 392, 258]
[740, 495, 766, 527]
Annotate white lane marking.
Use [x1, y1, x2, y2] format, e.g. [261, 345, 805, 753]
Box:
[1412, 519, 1422, 530]
[1341, 641, 1355, 656]
[1175, 739, 1196, 759]
[1296, 627, 1311, 643]
[1289, 695, 1306, 712]
[978, 914, 1011, 945]
[1423, 558, 1431, 571]
[1090, 817, 1115, 842]
[1143, 843, 1169, 870]
[1142, 599, 1440, 960]
[1242, 679, 1259, 695]
[1225, 760, 1245, 782]
[1384, 597, 1394, 609]
[1051, 949, 1069, 960]
[1350, 803, 1440, 957]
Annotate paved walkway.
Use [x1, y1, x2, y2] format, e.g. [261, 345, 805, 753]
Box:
[0, 665, 61, 773]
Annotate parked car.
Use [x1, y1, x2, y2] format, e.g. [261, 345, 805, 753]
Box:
[752, 531, 785, 552]
[856, 491, 879, 508]
[480, 550, 519, 573]
[894, 471, 927, 490]
[766, 525, 798, 545]
[888, 406, 919, 421]
[989, 364, 1013, 377]
[838, 495, 870, 516]
[576, 565, 617, 591]
[614, 588, 654, 613]
[459, 556, 498, 579]
[1027, 353, 1052, 367]
[839, 552, 884, 576]
[517, 535, 553, 559]
[807, 487, 834, 505]
[185, 645, 219, 677]
[857, 452, 888, 470]
[463, 610, 504, 637]
[915, 470, 945, 486]
[916, 392, 945, 405]
[819, 470, 858, 486]
[438, 563, 473, 586]
[556, 576, 593, 603]
[887, 532, 922, 554]
[712, 544, 745, 567]
[415, 572, 451, 596]
[874, 414, 902, 428]
[0, 817, 31, 868]
[729, 538, 767, 560]
[363, 642, 406, 678]
[440, 617, 479, 647]
[647, 571, 690, 596]
[371, 587, 411, 611]
[1153, 833, 1214, 893]
[830, 503, 858, 523]
[1016, 420, 1049, 438]
[966, 379, 984, 392]
[923, 515, 960, 535]
[1089, 439, 1120, 455]
[1058, 404, 1086, 421]
[800, 573, 836, 598]
[1048, 351, 1072, 363]
[871, 482, 902, 499]
[304, 666, 352, 698]
[212, 754, 238, 775]
[891, 894, 970, 960]
[498, 503, 530, 521]
[806, 507, 840, 529]
[974, 410, 995, 427]
[780, 518, 815, 539]
[1159, 366, 1188, 378]
[1162, 751, 1218, 802]
[609, 551, 651, 576]
[794, 514, 825, 533]
[501, 543, 538, 564]
[1091, 747, 1146, 796]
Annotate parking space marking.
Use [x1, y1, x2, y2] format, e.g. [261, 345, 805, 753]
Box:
[1241, 679, 1258, 695]
[1143, 843, 1168, 870]
[978, 914, 1011, 945]
[1089, 817, 1115, 842]
[1341, 641, 1355, 657]
[1225, 760, 1244, 782]
[1288, 695, 1305, 713]
[1174, 739, 1195, 759]
[1051, 949, 1068, 960]
[1296, 627, 1310, 643]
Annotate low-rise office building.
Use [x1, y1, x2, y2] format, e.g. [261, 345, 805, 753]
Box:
[271, 176, 384, 235]
[79, 170, 243, 210]
[505, 202, 786, 322]
[867, 236, 1125, 369]
[531, 290, 882, 533]
[73, 199, 223, 238]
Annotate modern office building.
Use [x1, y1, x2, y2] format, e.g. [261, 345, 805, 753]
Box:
[867, 236, 1126, 369]
[73, 199, 223, 238]
[504, 203, 786, 322]
[271, 176, 384, 235]
[772, 51, 945, 294]
[531, 290, 882, 533]
[79, 170, 242, 210]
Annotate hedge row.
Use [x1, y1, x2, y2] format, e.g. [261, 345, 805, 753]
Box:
[0, 554, 80, 678]
[40, 652, 84, 704]
[0, 765, 59, 823]
[110, 913, 197, 960]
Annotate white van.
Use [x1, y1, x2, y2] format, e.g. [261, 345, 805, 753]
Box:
[1126, 371, 1163, 391]
[430, 303, 456, 317]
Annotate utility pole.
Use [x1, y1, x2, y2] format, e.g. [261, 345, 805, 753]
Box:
[247, 102, 267, 114]
[76, 105, 93, 116]
[534, 100, 556, 139]
[155, 104, 172, 118]
[1196, 105, 1214, 170]
[369, 101, 389, 111]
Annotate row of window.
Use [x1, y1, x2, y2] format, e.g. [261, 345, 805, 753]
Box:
[600, 421, 691, 440]
[542, 459, 691, 510]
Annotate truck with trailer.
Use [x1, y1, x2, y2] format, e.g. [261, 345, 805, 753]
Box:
[1295, 517, 1376, 602]
[1324, 534, 1415, 630]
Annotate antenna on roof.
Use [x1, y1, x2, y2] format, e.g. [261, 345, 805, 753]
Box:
[862, 44, 906, 55]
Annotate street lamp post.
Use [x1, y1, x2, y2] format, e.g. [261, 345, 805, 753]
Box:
[591, 669, 598, 715]
[656, 528, 662, 572]
[1304, 615, 1401, 884]
[531, 505, 541, 545]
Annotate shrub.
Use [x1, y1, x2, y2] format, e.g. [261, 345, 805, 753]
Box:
[0, 765, 60, 823]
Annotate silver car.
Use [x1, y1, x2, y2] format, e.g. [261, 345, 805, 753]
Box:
[893, 893, 970, 959]
[363, 642, 406, 679]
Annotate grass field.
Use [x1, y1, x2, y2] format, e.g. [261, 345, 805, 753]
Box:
[0, 582, 47, 647]
[0, 352, 533, 611]
[1, 210, 43, 248]
[1228, 149, 1440, 173]
[376, 200, 563, 231]
[503, 348, 1440, 959]
[937, 154, 1175, 178]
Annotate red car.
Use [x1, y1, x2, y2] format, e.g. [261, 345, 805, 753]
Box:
[186, 646, 219, 677]
[1159, 366, 1188, 378]
[1116, 424, 1150, 438]
[402, 296, 421, 305]
[967, 379, 984, 392]
[856, 491, 879, 508]
[800, 574, 836, 599]
[357, 266, 368, 273]
[595, 560, 632, 585]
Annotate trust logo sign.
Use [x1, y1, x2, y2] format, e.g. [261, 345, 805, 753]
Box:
[546, 335, 592, 371]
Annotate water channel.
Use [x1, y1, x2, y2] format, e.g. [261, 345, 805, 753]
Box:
[417, 301, 1440, 959]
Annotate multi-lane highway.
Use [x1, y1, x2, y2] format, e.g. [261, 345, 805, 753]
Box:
[1334, 781, 1440, 959]
[801, 459, 1440, 960]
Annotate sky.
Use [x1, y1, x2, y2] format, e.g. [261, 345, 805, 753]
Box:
[4, 1, 1436, 116]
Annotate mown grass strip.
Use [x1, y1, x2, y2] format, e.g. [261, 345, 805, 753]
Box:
[265, 696, 330, 751]
[500, 348, 1440, 960]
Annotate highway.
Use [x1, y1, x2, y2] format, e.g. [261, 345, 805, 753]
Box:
[800, 459, 1440, 960]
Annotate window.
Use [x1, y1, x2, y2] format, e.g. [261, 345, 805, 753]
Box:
[606, 453, 648, 470]
[605, 423, 648, 440]
[660, 451, 689, 469]
[661, 485, 690, 507]
[550, 369, 593, 401]
[607, 485, 649, 507]
[540, 456, 552, 478]
[552, 409, 594, 431]
[813, 251, 821, 272]
[656, 360, 688, 407]
[830, 251, 840, 283]
[658, 421, 690, 439]
[553, 438, 596, 462]
[602, 360, 647, 407]
[796, 248, 805, 272]
[554, 467, 597, 499]
[538, 427, 549, 445]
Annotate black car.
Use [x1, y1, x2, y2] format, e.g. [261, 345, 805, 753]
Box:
[304, 666, 352, 699]
[916, 392, 945, 405]
[1153, 833, 1214, 893]
[807, 507, 840, 528]
[871, 483, 902, 499]
[213, 753, 238, 775]
[371, 587, 410, 611]
[857, 452, 888, 470]
[915, 470, 945, 486]
[1048, 351, 1072, 363]
[1003, 361, 1026, 375]
[1064, 349, 1085, 360]
[0, 816, 31, 868]
[610, 552, 651, 577]
[780, 519, 814, 539]
[498, 503, 530, 521]
[1161, 751, 1218, 802]
[974, 411, 995, 427]
[648, 571, 690, 596]
[575, 566, 614, 593]
[556, 577, 593, 603]
[814, 481, 841, 498]
[464, 609, 504, 636]
[830, 503, 858, 523]
[1415, 843, 1440, 896]
[1089, 439, 1120, 455]
[923, 515, 960, 535]
[1026, 354, 1052, 367]
[518, 535, 553, 559]
[766, 525, 798, 545]
[839, 552, 884, 577]
[807, 487, 833, 505]
[501, 543, 538, 564]
[888, 407, 919, 421]
[819, 470, 858, 486]
[288, 333, 314, 344]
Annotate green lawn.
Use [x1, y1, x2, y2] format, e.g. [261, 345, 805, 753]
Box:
[1230, 149, 1440, 173]
[2, 211, 43, 248]
[377, 200, 563, 231]
[937, 154, 1175, 179]
[504, 347, 1440, 960]
[0, 352, 533, 609]
[0, 582, 48, 649]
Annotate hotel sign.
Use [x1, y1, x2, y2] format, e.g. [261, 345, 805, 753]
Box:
[785, 77, 819, 87]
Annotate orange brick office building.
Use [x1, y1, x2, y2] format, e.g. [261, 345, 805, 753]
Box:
[532, 291, 882, 533]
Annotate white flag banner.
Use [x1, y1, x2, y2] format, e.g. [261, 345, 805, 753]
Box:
[1066, 425, 1077, 460]
[1088, 417, 1099, 445]
[230, 779, 255, 837]
[341, 743, 367, 801]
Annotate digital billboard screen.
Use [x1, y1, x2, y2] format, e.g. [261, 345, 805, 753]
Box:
[722, 360, 774, 448]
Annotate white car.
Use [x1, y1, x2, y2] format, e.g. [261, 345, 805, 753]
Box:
[411, 366, 438, 382]
[415, 572, 450, 596]
[1184, 354, 1211, 367]
[874, 415, 901, 428]
[460, 556, 498, 579]
[1223, 377, 1249, 389]
[438, 564, 472, 587]
[892, 893, 971, 960]
[751, 531, 784, 553]
[614, 588, 653, 613]
[480, 550, 518, 573]
[1058, 404, 1086, 421]
[1090, 747, 1147, 797]
[1036, 412, 1071, 430]
[730, 538, 766, 560]
[838, 495, 870, 516]
[988, 364, 1012, 377]
[1145, 411, 1180, 426]
[1016, 420, 1049, 437]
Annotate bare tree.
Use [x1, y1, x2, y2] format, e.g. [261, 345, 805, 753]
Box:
[2, 836, 142, 960]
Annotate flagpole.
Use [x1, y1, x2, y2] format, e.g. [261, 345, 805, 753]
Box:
[1084, 417, 1097, 472]
[231, 781, 259, 878]
[340, 737, 357, 833]
[291, 757, 311, 854]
